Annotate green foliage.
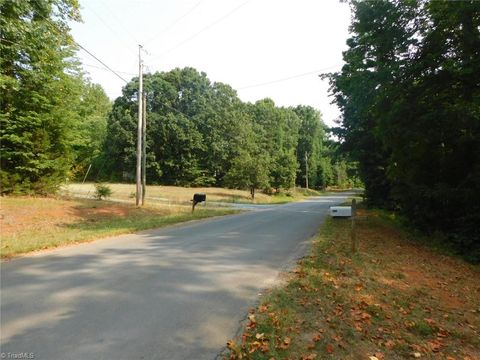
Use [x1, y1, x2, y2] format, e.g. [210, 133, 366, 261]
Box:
[329, 0, 480, 260]
[0, 0, 358, 198]
[101, 68, 244, 185]
[0, 0, 101, 195]
[94, 183, 112, 200]
[293, 105, 325, 188]
[102, 68, 359, 195]
[71, 83, 111, 180]
[224, 150, 270, 199]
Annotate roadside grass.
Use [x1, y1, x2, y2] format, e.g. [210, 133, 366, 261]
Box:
[0, 197, 237, 258]
[226, 206, 480, 360]
[63, 183, 324, 205]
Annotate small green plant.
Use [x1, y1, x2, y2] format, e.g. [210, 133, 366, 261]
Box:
[94, 183, 112, 200]
[409, 320, 436, 337]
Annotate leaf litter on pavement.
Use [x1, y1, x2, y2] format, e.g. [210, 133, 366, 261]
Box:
[225, 207, 479, 360]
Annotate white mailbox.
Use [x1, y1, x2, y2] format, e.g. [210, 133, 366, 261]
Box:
[330, 206, 352, 217]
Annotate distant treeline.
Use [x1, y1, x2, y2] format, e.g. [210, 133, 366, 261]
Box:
[0, 1, 360, 197]
[99, 68, 361, 195]
[328, 1, 480, 261]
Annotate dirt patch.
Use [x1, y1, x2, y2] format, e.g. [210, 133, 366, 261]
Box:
[1, 197, 76, 236]
[0, 197, 136, 236]
[74, 204, 133, 219]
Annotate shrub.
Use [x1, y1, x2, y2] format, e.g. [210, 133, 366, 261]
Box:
[94, 183, 112, 200]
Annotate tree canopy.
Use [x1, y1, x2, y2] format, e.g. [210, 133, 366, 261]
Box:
[99, 67, 356, 197]
[0, 0, 110, 194]
[328, 0, 480, 261]
[0, 1, 358, 198]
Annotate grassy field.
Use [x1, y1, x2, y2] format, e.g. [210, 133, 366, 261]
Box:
[0, 196, 237, 259]
[0, 184, 325, 259]
[63, 183, 322, 205]
[226, 207, 480, 360]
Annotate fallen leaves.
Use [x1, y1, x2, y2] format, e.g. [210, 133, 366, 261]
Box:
[383, 339, 395, 349]
[226, 340, 236, 350]
[258, 304, 268, 313]
[276, 336, 291, 350]
[225, 207, 480, 360]
[246, 314, 256, 330]
[426, 339, 442, 352]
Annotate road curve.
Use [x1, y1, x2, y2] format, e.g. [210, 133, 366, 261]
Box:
[1, 193, 353, 360]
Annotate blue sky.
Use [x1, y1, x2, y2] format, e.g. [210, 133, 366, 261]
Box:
[70, 0, 351, 127]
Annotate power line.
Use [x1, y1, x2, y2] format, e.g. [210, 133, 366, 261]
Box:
[1, 33, 131, 83]
[144, 0, 204, 46]
[29, 0, 130, 84]
[82, 62, 137, 76]
[149, 0, 251, 60]
[237, 65, 342, 90]
[76, 43, 129, 83]
[96, 0, 141, 47]
[82, 2, 137, 57]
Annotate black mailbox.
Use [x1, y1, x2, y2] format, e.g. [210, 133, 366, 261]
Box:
[191, 193, 206, 212]
[193, 193, 206, 204]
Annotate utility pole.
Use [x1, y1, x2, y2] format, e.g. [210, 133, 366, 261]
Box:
[141, 92, 146, 206]
[136, 44, 143, 206]
[305, 151, 309, 189]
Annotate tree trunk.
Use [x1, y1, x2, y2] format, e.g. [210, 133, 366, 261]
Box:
[250, 187, 255, 200]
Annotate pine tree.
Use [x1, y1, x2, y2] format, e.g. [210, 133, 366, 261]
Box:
[0, 0, 82, 194]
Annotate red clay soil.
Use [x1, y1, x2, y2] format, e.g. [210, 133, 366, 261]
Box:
[0, 197, 134, 236]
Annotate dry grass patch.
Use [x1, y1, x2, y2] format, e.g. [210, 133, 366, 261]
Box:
[0, 196, 237, 258]
[63, 183, 321, 204]
[226, 208, 480, 360]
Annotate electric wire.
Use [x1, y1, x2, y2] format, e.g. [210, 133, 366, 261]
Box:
[21, 1, 338, 130]
[76, 43, 130, 83]
[144, 0, 204, 46]
[82, 2, 137, 57]
[149, 0, 251, 60]
[96, 0, 141, 47]
[237, 65, 342, 90]
[1, 34, 132, 82]
[29, 0, 130, 84]
[82, 63, 137, 76]
[28, 0, 198, 121]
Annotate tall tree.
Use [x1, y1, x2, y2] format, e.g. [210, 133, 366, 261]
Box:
[293, 105, 326, 188]
[329, 0, 480, 260]
[250, 99, 300, 191]
[71, 82, 111, 180]
[0, 0, 82, 194]
[224, 118, 270, 199]
[103, 68, 249, 186]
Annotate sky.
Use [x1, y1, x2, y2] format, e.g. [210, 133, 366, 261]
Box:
[70, 0, 352, 127]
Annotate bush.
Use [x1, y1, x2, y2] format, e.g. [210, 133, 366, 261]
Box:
[94, 183, 112, 200]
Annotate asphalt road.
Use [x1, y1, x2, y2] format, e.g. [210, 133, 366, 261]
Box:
[1, 193, 353, 360]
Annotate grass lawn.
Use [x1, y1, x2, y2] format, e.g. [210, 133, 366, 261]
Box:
[0, 196, 237, 259]
[226, 207, 480, 360]
[63, 183, 323, 205]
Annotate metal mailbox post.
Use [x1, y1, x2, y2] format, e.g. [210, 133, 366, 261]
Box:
[192, 193, 206, 212]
